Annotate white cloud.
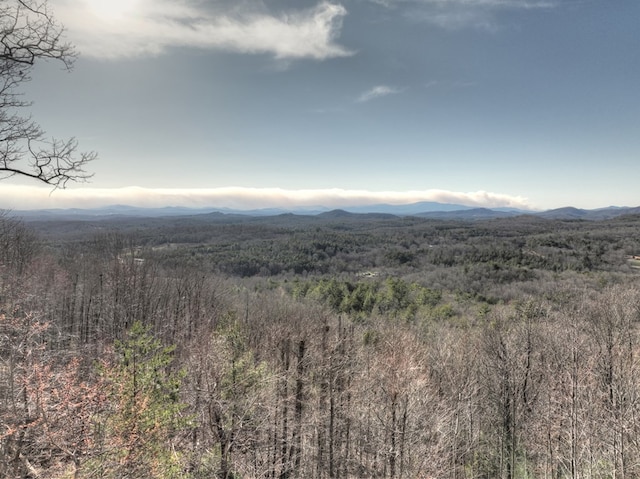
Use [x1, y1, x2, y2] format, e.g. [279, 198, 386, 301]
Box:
[357, 85, 402, 103]
[0, 185, 532, 211]
[51, 0, 353, 60]
[420, 9, 496, 30]
[377, 0, 555, 8]
[372, 0, 556, 30]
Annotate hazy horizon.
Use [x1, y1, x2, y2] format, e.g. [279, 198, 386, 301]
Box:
[2, 185, 634, 213]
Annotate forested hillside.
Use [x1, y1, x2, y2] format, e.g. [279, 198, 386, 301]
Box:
[3, 211, 640, 478]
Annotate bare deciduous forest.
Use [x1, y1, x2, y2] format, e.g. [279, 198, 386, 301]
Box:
[2, 210, 640, 478]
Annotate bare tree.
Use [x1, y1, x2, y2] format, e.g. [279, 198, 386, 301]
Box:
[0, 210, 38, 276]
[0, 0, 96, 187]
[586, 286, 640, 479]
[479, 300, 547, 479]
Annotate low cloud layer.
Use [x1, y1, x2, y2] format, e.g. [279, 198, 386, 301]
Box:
[0, 186, 532, 211]
[52, 0, 353, 60]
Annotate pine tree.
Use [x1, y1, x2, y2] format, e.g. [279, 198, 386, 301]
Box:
[93, 321, 190, 478]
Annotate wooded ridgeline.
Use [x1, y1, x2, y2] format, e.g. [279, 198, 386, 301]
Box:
[3, 211, 640, 478]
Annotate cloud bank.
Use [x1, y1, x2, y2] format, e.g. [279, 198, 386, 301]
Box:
[0, 186, 532, 211]
[52, 0, 353, 60]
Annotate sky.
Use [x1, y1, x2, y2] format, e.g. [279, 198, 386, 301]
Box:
[2, 0, 639, 211]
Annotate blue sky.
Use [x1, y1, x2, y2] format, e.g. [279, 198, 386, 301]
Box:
[3, 0, 639, 211]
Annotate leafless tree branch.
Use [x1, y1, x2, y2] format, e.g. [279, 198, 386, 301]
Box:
[0, 0, 95, 187]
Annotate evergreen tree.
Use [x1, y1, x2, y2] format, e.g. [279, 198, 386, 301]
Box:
[93, 321, 190, 478]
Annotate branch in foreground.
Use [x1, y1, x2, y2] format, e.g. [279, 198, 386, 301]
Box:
[0, 137, 96, 188]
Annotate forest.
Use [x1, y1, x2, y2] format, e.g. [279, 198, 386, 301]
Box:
[3, 210, 640, 478]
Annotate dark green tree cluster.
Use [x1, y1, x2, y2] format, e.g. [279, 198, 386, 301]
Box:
[291, 277, 444, 321]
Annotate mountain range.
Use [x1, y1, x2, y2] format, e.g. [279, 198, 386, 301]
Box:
[9, 203, 640, 221]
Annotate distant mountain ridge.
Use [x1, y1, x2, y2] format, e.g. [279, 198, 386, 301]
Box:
[343, 201, 476, 215]
[413, 208, 516, 220]
[9, 203, 640, 221]
[10, 201, 528, 219]
[535, 206, 640, 220]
